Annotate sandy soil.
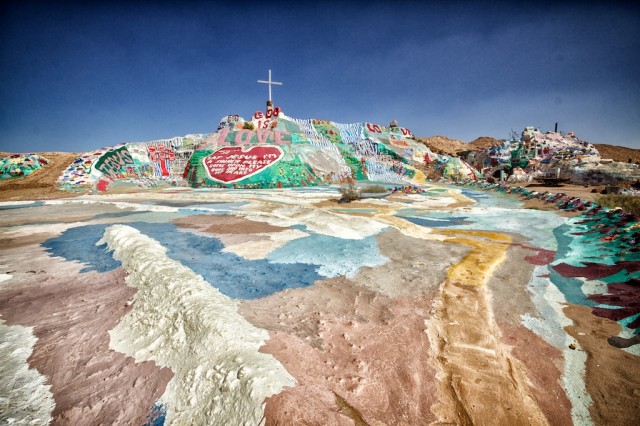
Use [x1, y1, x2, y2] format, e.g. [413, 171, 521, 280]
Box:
[0, 152, 84, 201]
[564, 304, 640, 425]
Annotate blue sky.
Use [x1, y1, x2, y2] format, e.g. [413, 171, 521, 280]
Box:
[1, 1, 639, 152]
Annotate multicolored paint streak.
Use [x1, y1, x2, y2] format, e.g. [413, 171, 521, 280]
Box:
[456, 179, 640, 353]
[0, 154, 49, 179]
[55, 112, 435, 191]
[1, 186, 638, 425]
[57, 135, 202, 191]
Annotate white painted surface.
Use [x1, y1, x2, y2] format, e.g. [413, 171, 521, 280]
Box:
[0, 319, 54, 425]
[100, 225, 295, 425]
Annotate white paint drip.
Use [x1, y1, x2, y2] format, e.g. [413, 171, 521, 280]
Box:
[521, 266, 569, 350]
[521, 265, 593, 425]
[222, 229, 309, 259]
[0, 319, 55, 425]
[99, 225, 295, 425]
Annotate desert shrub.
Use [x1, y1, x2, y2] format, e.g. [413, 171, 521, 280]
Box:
[595, 194, 640, 216]
[338, 178, 360, 202]
[423, 167, 441, 181]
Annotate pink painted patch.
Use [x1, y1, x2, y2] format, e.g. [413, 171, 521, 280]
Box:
[512, 243, 555, 266]
[524, 248, 555, 265]
[203, 145, 283, 183]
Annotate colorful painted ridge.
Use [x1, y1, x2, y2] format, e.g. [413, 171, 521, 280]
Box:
[57, 112, 447, 191]
[1, 154, 49, 179]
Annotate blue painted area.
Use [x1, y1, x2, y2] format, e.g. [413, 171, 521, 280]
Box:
[396, 207, 471, 227]
[621, 313, 640, 330]
[602, 269, 638, 284]
[459, 188, 521, 209]
[267, 233, 388, 277]
[548, 267, 593, 307]
[144, 402, 166, 426]
[0, 201, 44, 210]
[42, 224, 121, 273]
[42, 221, 324, 299]
[401, 215, 471, 228]
[130, 222, 324, 299]
[91, 211, 146, 221]
[422, 190, 449, 197]
[552, 221, 611, 267]
[176, 203, 246, 215]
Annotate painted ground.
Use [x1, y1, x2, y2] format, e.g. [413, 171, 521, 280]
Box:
[1, 185, 638, 425]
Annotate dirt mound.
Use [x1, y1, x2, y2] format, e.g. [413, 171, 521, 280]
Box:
[594, 144, 640, 164]
[417, 136, 504, 156]
[0, 152, 81, 201]
[468, 136, 503, 151]
[417, 136, 468, 156]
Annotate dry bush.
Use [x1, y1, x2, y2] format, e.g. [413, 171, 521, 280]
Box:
[595, 194, 640, 216]
[338, 178, 360, 202]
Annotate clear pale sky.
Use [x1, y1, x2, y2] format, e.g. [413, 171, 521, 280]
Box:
[1, 1, 639, 153]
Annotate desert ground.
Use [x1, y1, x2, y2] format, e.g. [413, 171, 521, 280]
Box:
[1, 156, 639, 425]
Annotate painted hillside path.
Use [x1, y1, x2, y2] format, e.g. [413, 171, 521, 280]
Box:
[1, 185, 638, 425]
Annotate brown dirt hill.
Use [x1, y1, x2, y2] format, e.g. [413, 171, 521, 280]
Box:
[416, 136, 468, 156]
[417, 136, 504, 156]
[594, 144, 640, 164]
[0, 152, 81, 201]
[468, 137, 504, 151]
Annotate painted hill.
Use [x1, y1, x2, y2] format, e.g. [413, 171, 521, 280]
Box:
[3, 114, 638, 199]
[56, 111, 439, 192]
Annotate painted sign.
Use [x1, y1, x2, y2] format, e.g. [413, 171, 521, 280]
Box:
[203, 145, 283, 183]
[366, 123, 412, 137]
[94, 146, 134, 181]
[215, 129, 291, 146]
[389, 136, 410, 147]
[253, 107, 282, 130]
[148, 145, 175, 176]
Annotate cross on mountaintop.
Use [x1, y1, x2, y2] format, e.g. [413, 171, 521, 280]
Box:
[257, 69, 283, 102]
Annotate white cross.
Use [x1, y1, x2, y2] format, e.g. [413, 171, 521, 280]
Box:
[257, 69, 283, 102]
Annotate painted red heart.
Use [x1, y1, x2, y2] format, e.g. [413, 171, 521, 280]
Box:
[203, 145, 283, 183]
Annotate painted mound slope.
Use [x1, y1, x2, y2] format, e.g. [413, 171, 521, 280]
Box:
[1, 154, 49, 179]
[57, 113, 438, 191]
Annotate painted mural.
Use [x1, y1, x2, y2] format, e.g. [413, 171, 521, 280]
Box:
[0, 154, 49, 179]
[56, 111, 435, 192]
[187, 112, 438, 189]
[57, 136, 202, 191]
